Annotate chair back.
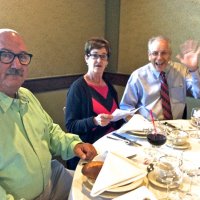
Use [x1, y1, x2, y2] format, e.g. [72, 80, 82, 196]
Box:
[63, 106, 66, 115]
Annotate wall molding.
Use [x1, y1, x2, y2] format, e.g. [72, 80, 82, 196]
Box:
[22, 72, 130, 93]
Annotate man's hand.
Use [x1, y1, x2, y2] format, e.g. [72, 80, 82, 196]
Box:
[74, 143, 97, 160]
[176, 39, 200, 72]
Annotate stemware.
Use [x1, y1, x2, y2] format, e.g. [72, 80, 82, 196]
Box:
[155, 155, 183, 200]
[145, 126, 167, 162]
[190, 107, 200, 138]
[181, 157, 200, 199]
[191, 107, 200, 127]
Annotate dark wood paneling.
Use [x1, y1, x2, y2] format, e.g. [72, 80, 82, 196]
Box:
[22, 72, 130, 93]
[104, 72, 129, 86]
[22, 74, 83, 93]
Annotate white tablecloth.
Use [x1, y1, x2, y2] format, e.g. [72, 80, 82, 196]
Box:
[68, 120, 200, 200]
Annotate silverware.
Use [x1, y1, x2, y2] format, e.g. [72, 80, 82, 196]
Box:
[112, 133, 142, 146]
[107, 136, 130, 144]
[127, 154, 137, 159]
[162, 122, 179, 129]
[162, 122, 199, 133]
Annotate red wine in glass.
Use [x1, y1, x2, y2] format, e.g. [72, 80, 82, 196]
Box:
[147, 133, 167, 146]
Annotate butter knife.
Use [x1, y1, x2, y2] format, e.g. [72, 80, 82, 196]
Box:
[112, 133, 142, 146]
[162, 122, 179, 129]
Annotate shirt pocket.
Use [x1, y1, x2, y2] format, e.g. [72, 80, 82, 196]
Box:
[170, 86, 185, 103]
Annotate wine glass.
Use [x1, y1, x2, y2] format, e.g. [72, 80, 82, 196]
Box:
[155, 155, 183, 200]
[181, 157, 200, 199]
[146, 127, 167, 161]
[190, 107, 200, 138]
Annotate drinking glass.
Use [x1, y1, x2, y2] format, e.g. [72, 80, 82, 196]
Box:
[145, 127, 167, 161]
[155, 155, 183, 200]
[190, 108, 200, 138]
[181, 158, 200, 199]
[191, 107, 200, 127]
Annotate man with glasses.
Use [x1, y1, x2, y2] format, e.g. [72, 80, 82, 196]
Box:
[120, 35, 200, 120]
[0, 28, 97, 200]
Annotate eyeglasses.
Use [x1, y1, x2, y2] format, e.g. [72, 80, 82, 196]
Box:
[150, 51, 170, 57]
[88, 53, 108, 60]
[0, 51, 33, 65]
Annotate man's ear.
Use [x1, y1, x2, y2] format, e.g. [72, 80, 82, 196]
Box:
[148, 51, 151, 61]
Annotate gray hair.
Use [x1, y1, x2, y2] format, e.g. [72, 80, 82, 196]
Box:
[148, 35, 172, 53]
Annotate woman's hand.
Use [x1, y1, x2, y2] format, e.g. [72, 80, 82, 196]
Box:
[176, 39, 200, 72]
[94, 114, 113, 127]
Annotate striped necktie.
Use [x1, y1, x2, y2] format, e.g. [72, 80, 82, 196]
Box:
[160, 71, 173, 120]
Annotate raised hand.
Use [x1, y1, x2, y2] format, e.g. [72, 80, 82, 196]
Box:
[176, 39, 200, 72]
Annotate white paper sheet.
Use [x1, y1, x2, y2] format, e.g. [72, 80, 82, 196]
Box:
[116, 114, 153, 132]
[111, 107, 142, 122]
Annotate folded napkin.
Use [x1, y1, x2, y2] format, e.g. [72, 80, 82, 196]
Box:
[113, 186, 157, 200]
[117, 114, 153, 132]
[90, 151, 147, 197]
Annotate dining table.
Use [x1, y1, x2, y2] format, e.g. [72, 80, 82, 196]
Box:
[68, 118, 200, 200]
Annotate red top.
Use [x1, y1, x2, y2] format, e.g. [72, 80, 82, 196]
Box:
[88, 83, 118, 133]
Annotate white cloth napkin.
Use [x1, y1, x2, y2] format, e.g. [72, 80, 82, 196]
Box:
[90, 151, 147, 197]
[113, 186, 157, 200]
[94, 134, 141, 158]
[117, 114, 153, 132]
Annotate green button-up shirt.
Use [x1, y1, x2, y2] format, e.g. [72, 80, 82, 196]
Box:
[0, 87, 82, 200]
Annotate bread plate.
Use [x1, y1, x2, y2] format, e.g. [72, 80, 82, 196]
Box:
[166, 141, 190, 150]
[148, 171, 180, 189]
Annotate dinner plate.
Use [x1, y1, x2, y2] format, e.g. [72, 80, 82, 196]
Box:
[126, 131, 147, 138]
[83, 178, 123, 199]
[148, 171, 180, 189]
[83, 177, 147, 199]
[166, 141, 190, 150]
[87, 177, 144, 192]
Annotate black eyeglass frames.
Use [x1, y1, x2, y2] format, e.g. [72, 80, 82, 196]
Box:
[0, 51, 33, 65]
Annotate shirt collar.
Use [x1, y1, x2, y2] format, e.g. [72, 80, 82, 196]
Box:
[0, 92, 14, 112]
[149, 62, 171, 79]
[0, 88, 29, 113]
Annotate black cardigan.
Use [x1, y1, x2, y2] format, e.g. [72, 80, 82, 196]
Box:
[65, 76, 124, 144]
